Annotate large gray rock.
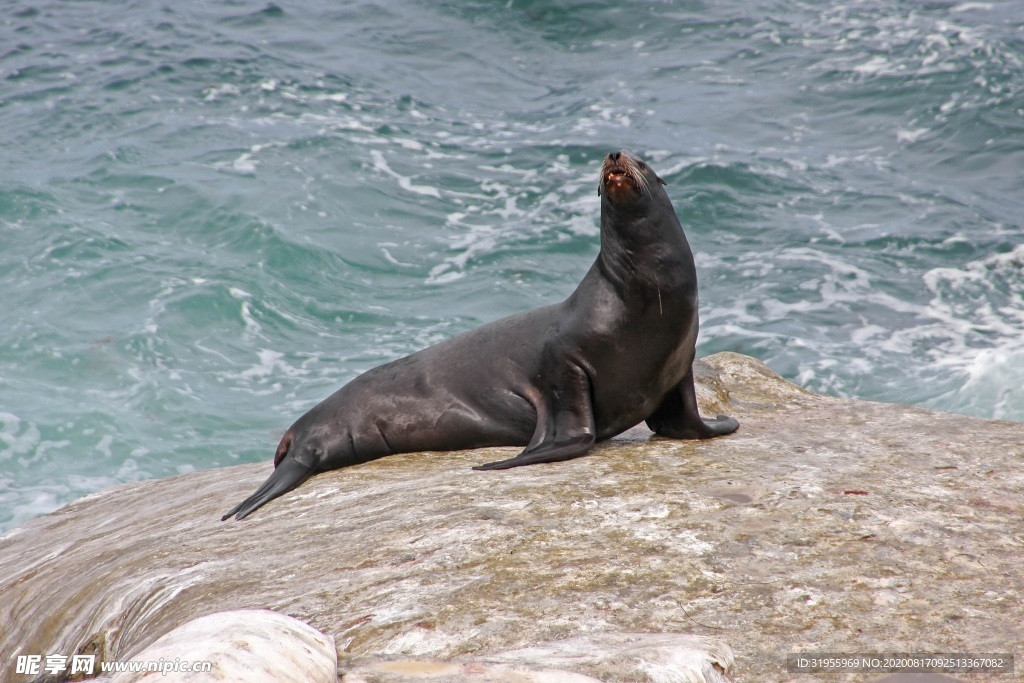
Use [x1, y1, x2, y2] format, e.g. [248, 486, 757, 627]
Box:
[1, 353, 1020, 682]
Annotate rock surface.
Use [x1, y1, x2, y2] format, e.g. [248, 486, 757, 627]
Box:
[343, 632, 732, 683]
[1, 352, 1021, 682]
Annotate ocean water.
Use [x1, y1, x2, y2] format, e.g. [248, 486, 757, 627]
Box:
[1, 0, 1022, 531]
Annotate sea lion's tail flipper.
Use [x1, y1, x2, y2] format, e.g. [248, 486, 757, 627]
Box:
[221, 459, 315, 521]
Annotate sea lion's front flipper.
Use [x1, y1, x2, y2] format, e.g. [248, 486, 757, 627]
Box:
[645, 366, 739, 439]
[474, 360, 596, 470]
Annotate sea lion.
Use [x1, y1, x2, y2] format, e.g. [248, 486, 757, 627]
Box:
[223, 151, 738, 521]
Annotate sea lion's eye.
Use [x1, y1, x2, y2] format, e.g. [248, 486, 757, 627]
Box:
[637, 161, 646, 170]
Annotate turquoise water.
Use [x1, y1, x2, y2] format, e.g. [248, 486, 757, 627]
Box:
[2, 0, 1022, 531]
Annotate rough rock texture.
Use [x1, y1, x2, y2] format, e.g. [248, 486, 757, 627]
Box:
[94, 610, 336, 683]
[1, 352, 1021, 682]
[343, 632, 732, 683]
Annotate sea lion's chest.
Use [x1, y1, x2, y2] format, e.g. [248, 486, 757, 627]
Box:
[568, 285, 698, 436]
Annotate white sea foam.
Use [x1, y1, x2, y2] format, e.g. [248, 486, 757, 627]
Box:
[805, 0, 1019, 120]
[235, 349, 309, 382]
[312, 92, 348, 103]
[95, 434, 114, 458]
[896, 128, 929, 143]
[950, 2, 993, 12]
[202, 83, 241, 101]
[0, 484, 68, 531]
[297, 111, 376, 133]
[402, 147, 601, 284]
[232, 152, 259, 175]
[852, 56, 894, 76]
[425, 213, 501, 285]
[914, 245, 1024, 417]
[0, 413, 41, 461]
[369, 149, 441, 198]
[698, 221, 1024, 418]
[228, 287, 266, 339]
[380, 246, 415, 267]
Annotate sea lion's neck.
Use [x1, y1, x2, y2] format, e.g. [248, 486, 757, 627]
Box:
[596, 202, 695, 295]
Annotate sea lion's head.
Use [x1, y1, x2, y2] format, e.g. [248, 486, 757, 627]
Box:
[598, 150, 666, 204]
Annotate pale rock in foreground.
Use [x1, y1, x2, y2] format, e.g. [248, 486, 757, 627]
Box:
[92, 613, 729, 683]
[94, 610, 336, 683]
[1, 353, 1021, 682]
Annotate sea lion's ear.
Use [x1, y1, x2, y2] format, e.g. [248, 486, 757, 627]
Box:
[597, 183, 602, 197]
[657, 175, 666, 186]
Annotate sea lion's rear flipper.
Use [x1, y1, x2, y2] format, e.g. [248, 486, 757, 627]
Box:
[645, 365, 739, 439]
[221, 458, 315, 521]
[474, 360, 596, 470]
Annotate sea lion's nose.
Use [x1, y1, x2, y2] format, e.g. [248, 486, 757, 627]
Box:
[608, 151, 621, 161]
